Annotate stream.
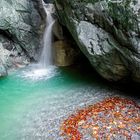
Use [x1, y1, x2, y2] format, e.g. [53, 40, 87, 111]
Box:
[0, 65, 139, 140]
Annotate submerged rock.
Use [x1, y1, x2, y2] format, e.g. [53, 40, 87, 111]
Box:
[0, 0, 46, 76]
[61, 97, 140, 140]
[55, 0, 140, 82]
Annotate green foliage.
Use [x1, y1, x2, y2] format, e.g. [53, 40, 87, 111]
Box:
[56, 0, 139, 32]
[106, 0, 138, 31]
[70, 0, 139, 31]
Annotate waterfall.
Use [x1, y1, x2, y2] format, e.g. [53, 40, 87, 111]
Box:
[39, 3, 55, 68]
[22, 2, 57, 80]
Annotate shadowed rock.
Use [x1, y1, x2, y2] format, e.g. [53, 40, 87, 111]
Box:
[53, 40, 77, 66]
[54, 0, 140, 82]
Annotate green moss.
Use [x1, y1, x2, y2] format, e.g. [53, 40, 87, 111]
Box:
[107, 0, 138, 31]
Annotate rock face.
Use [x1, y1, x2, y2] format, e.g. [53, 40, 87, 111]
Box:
[0, 0, 45, 76]
[0, 43, 9, 76]
[52, 20, 64, 40]
[0, 64, 7, 77]
[53, 40, 77, 66]
[55, 0, 140, 82]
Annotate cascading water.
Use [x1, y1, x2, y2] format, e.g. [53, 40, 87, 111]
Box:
[39, 3, 55, 68]
[21, 2, 57, 80]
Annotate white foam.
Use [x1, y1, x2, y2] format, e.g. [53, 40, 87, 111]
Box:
[39, 3, 55, 68]
[20, 65, 58, 81]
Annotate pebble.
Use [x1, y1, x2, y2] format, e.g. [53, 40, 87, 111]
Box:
[60, 97, 140, 140]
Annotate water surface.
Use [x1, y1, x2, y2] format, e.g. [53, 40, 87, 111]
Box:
[0, 65, 139, 140]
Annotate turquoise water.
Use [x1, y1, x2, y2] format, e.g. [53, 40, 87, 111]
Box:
[0, 65, 139, 140]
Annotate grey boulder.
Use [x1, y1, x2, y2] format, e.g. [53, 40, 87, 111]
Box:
[55, 0, 140, 82]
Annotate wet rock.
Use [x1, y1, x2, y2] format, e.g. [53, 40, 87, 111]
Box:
[0, 43, 10, 63]
[0, 64, 7, 77]
[52, 21, 64, 40]
[53, 40, 77, 66]
[55, 0, 140, 82]
[0, 0, 46, 76]
[0, 43, 9, 77]
[61, 97, 140, 140]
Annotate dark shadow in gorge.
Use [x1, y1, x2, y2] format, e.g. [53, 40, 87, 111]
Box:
[111, 82, 140, 99]
[45, 3, 140, 100]
[57, 27, 140, 100]
[43, 0, 53, 3]
[59, 54, 140, 100]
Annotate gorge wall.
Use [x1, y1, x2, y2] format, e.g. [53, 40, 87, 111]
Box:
[54, 0, 140, 82]
[1, 0, 140, 83]
[0, 0, 45, 76]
